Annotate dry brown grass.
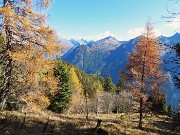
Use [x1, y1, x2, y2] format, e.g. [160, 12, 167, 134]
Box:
[0, 111, 179, 135]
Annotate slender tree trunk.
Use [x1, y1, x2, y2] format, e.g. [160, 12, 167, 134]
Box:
[96, 98, 98, 116]
[116, 95, 118, 114]
[138, 48, 146, 129]
[139, 97, 143, 128]
[0, 97, 7, 110]
[85, 95, 88, 120]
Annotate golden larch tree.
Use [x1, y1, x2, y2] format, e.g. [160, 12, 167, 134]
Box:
[127, 21, 165, 128]
[68, 67, 85, 113]
[0, 0, 60, 111]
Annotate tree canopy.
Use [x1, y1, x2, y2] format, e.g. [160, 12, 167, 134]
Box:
[0, 0, 60, 111]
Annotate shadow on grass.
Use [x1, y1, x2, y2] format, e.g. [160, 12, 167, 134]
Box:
[0, 114, 109, 135]
[140, 127, 178, 135]
[131, 120, 179, 135]
[130, 120, 180, 135]
[0, 115, 122, 135]
[152, 120, 179, 135]
[153, 121, 173, 130]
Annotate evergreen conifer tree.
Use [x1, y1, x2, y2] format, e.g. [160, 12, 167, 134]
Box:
[168, 103, 174, 116]
[48, 60, 72, 113]
[148, 90, 167, 114]
[116, 78, 125, 94]
[162, 93, 167, 114]
[104, 74, 114, 93]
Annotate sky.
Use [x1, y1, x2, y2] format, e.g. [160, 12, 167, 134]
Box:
[47, 0, 180, 41]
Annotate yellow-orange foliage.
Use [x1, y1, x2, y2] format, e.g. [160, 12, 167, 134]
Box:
[0, 0, 60, 111]
[68, 67, 85, 113]
[92, 80, 103, 97]
[128, 21, 164, 98]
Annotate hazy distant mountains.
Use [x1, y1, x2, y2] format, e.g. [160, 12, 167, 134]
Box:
[159, 33, 180, 45]
[59, 36, 122, 54]
[61, 33, 180, 83]
[87, 36, 123, 51]
[69, 39, 93, 46]
[62, 36, 124, 75]
[59, 37, 134, 82]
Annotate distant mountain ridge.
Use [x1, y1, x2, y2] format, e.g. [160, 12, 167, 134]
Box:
[60, 33, 180, 56]
[69, 39, 93, 46]
[62, 33, 180, 82]
[159, 32, 180, 45]
[62, 36, 126, 75]
[87, 36, 122, 51]
[59, 36, 123, 55]
[61, 35, 139, 82]
[59, 38, 93, 55]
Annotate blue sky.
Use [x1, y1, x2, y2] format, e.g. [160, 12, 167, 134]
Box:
[47, 0, 180, 41]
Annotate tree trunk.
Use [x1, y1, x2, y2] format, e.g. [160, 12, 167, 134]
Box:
[116, 95, 118, 114]
[139, 49, 146, 128]
[0, 57, 13, 110]
[0, 97, 7, 110]
[0, 0, 13, 110]
[139, 97, 143, 129]
[85, 96, 88, 120]
[96, 98, 98, 116]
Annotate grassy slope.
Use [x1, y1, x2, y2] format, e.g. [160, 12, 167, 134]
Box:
[0, 111, 179, 135]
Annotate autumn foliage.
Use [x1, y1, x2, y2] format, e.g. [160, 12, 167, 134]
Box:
[0, 0, 60, 111]
[127, 21, 165, 128]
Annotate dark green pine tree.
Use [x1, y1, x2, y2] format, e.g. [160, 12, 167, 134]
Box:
[48, 60, 72, 113]
[148, 90, 167, 114]
[104, 74, 114, 93]
[173, 43, 180, 89]
[168, 103, 174, 116]
[162, 93, 168, 114]
[116, 77, 125, 94]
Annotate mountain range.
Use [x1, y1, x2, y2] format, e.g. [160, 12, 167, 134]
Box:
[60, 33, 180, 108]
[61, 33, 180, 82]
